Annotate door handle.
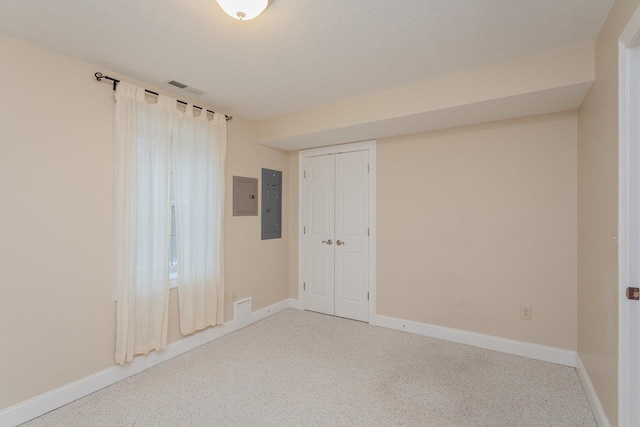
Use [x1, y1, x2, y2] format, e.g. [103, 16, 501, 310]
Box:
[322, 239, 333, 245]
[336, 240, 345, 246]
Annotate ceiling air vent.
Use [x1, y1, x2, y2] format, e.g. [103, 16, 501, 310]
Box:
[168, 80, 188, 89]
[167, 80, 206, 96]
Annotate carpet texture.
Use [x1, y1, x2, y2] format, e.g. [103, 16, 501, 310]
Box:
[23, 309, 596, 426]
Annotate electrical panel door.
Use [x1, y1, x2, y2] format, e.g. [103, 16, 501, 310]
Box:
[261, 168, 282, 240]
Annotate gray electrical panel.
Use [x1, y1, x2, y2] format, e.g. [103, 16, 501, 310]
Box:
[261, 168, 282, 240]
[233, 176, 258, 216]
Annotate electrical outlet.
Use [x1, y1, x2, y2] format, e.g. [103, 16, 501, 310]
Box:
[224, 291, 238, 302]
[520, 305, 532, 320]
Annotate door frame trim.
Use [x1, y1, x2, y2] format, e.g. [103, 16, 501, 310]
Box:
[619, 5, 640, 426]
[298, 140, 377, 325]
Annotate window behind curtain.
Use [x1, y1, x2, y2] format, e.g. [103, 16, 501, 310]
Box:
[170, 172, 178, 281]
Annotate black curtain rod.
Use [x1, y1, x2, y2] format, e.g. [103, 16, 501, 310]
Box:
[94, 72, 233, 121]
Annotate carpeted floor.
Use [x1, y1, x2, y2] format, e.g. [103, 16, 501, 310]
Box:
[23, 309, 596, 426]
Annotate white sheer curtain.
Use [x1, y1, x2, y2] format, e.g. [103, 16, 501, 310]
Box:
[114, 83, 227, 362]
[114, 83, 173, 364]
[173, 107, 226, 335]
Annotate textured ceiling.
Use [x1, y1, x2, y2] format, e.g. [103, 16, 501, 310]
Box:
[0, 0, 612, 120]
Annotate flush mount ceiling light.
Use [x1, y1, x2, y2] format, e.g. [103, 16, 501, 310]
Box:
[216, 0, 270, 21]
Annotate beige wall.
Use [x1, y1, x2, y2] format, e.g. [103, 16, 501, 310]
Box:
[0, 34, 289, 410]
[289, 112, 578, 350]
[577, 0, 640, 424]
[376, 112, 578, 350]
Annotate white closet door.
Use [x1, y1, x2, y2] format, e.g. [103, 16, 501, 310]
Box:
[334, 150, 369, 322]
[303, 154, 336, 315]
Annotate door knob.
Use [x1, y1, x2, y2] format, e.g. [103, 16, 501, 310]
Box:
[322, 239, 333, 245]
[336, 240, 345, 246]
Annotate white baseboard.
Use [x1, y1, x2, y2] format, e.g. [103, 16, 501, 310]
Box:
[375, 314, 576, 367]
[4, 300, 577, 427]
[0, 298, 295, 427]
[250, 298, 295, 323]
[286, 297, 300, 310]
[576, 354, 611, 427]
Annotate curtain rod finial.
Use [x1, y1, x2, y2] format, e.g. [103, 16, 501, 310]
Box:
[95, 72, 119, 90]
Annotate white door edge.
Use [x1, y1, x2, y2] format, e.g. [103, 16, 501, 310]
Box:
[298, 140, 377, 325]
[619, 5, 640, 426]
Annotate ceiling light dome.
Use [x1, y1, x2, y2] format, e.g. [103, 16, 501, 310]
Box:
[216, 0, 269, 21]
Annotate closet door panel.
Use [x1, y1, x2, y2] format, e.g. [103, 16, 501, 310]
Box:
[334, 151, 369, 322]
[303, 155, 335, 315]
